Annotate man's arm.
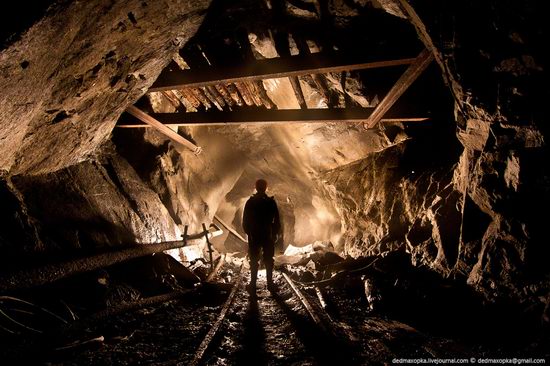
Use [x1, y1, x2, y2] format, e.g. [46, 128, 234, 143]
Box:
[242, 200, 251, 235]
[272, 199, 281, 236]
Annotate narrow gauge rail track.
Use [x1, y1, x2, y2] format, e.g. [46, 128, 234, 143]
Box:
[186, 264, 358, 366]
[5, 259, 358, 365]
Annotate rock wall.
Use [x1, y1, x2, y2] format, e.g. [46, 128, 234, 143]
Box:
[325, 0, 549, 305]
[1, 144, 182, 266]
[0, 0, 210, 176]
[113, 126, 248, 240]
[0, 0, 211, 266]
[323, 121, 549, 305]
[322, 121, 463, 272]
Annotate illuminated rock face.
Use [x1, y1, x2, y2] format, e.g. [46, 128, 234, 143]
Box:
[8, 145, 182, 254]
[0, 0, 210, 176]
[325, 0, 549, 303]
[323, 117, 547, 303]
[111, 118, 407, 251]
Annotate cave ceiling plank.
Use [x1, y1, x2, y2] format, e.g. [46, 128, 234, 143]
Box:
[118, 108, 428, 127]
[148, 53, 417, 92]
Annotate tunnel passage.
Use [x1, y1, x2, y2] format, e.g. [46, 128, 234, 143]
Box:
[0, 0, 549, 364]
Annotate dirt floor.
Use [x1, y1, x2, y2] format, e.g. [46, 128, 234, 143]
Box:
[2, 261, 548, 365]
[34, 271, 482, 365]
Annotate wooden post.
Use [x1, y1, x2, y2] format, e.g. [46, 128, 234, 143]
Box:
[202, 223, 214, 274]
[183, 225, 189, 246]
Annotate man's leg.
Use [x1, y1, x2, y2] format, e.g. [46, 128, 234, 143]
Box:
[248, 242, 260, 293]
[263, 241, 275, 289]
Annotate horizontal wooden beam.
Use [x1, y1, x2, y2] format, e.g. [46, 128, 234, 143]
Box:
[126, 105, 202, 153]
[149, 53, 417, 92]
[117, 108, 428, 127]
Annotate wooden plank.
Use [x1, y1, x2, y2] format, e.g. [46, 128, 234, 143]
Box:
[365, 49, 433, 128]
[214, 215, 248, 244]
[206, 254, 225, 282]
[126, 105, 202, 153]
[149, 54, 417, 92]
[289, 76, 307, 109]
[116, 117, 428, 128]
[188, 264, 244, 366]
[282, 273, 325, 330]
[117, 108, 428, 127]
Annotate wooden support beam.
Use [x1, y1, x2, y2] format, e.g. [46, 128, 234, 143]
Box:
[0, 226, 224, 292]
[117, 108, 428, 127]
[126, 105, 202, 153]
[289, 76, 307, 109]
[149, 53, 417, 92]
[365, 49, 434, 128]
[214, 215, 248, 244]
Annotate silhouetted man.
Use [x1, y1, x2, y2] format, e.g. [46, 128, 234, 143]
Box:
[243, 179, 281, 294]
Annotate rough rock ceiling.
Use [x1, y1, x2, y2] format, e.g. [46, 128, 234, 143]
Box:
[0, 0, 210, 176]
[110, 0, 450, 248]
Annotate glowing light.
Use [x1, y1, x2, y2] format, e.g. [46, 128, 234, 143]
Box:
[284, 243, 315, 256]
[181, 245, 203, 262]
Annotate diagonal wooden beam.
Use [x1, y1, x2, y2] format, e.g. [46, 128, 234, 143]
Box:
[117, 108, 428, 127]
[289, 75, 308, 109]
[365, 49, 434, 129]
[126, 105, 202, 154]
[149, 53, 417, 92]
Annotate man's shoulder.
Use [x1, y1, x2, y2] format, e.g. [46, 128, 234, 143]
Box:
[247, 194, 277, 205]
[264, 195, 277, 204]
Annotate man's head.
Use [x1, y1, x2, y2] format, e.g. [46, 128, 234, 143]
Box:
[255, 179, 268, 193]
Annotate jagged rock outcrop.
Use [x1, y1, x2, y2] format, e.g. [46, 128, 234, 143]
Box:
[113, 127, 248, 238]
[322, 121, 548, 305]
[321, 139, 461, 273]
[0, 0, 210, 176]
[323, 0, 549, 306]
[454, 120, 548, 302]
[3, 145, 181, 261]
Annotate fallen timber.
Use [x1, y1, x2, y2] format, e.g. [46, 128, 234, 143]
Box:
[0, 226, 223, 293]
[287, 257, 381, 288]
[59, 290, 194, 342]
[282, 272, 326, 331]
[206, 254, 226, 283]
[283, 273, 358, 345]
[187, 264, 244, 366]
[214, 214, 248, 244]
